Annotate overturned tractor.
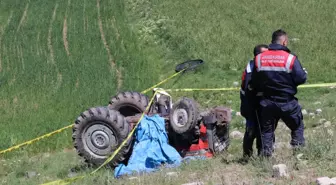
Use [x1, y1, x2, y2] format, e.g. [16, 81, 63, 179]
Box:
[72, 89, 232, 168]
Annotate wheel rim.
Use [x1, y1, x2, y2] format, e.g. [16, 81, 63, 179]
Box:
[82, 122, 118, 158]
[172, 108, 188, 127]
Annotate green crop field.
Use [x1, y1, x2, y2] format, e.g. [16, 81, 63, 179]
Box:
[1, 0, 336, 184]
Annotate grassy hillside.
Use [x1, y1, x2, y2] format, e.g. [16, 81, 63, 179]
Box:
[0, 0, 163, 154]
[124, 0, 336, 110]
[1, 0, 336, 184]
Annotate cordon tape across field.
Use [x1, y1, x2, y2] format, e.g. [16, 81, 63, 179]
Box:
[0, 78, 335, 156]
[40, 90, 160, 185]
[0, 66, 335, 184]
[0, 69, 185, 155]
[39, 82, 336, 184]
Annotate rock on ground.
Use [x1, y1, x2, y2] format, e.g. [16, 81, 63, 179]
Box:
[166, 172, 178, 177]
[233, 81, 239, 87]
[316, 109, 322, 114]
[319, 119, 327, 124]
[25, 171, 37, 179]
[302, 109, 308, 115]
[324, 121, 332, 127]
[316, 177, 336, 185]
[68, 171, 77, 178]
[272, 164, 289, 178]
[230, 131, 244, 139]
[296, 153, 304, 161]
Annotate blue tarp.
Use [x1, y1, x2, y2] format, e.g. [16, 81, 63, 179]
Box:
[114, 114, 182, 178]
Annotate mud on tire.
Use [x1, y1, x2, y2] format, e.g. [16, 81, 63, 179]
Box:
[169, 97, 200, 134]
[108, 91, 149, 117]
[72, 107, 132, 167]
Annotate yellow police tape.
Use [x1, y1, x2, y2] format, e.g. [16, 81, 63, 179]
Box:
[1, 80, 335, 156]
[0, 75, 335, 183]
[39, 82, 336, 185]
[299, 82, 336, 88]
[0, 124, 73, 155]
[0, 70, 185, 155]
[140, 69, 185, 94]
[41, 90, 159, 185]
[164, 82, 336, 92]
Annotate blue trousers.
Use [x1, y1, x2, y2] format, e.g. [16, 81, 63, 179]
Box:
[243, 118, 276, 157]
[243, 119, 262, 157]
[259, 98, 305, 157]
[241, 99, 263, 157]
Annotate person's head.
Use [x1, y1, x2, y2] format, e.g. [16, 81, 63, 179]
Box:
[253, 44, 269, 56]
[271, 29, 288, 46]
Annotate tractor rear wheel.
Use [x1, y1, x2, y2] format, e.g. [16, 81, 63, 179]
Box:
[72, 107, 132, 167]
[169, 97, 200, 134]
[108, 91, 149, 117]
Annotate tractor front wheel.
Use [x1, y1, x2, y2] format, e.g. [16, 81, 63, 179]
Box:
[169, 97, 200, 134]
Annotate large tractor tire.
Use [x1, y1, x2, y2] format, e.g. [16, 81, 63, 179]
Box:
[169, 97, 200, 134]
[72, 107, 132, 167]
[108, 91, 149, 117]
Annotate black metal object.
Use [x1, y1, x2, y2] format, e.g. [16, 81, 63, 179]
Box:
[175, 59, 204, 72]
[202, 114, 217, 153]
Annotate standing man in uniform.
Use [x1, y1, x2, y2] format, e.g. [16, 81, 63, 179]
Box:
[240, 44, 268, 158]
[250, 29, 307, 157]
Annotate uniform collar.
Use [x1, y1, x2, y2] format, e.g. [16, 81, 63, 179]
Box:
[268, 43, 291, 53]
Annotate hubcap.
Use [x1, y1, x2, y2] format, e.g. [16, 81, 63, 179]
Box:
[173, 108, 188, 127]
[91, 130, 110, 149]
[83, 123, 118, 157]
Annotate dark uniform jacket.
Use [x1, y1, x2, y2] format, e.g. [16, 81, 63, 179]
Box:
[250, 44, 307, 101]
[240, 60, 260, 121]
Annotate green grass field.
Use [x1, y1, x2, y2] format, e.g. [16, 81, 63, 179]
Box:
[1, 0, 336, 184]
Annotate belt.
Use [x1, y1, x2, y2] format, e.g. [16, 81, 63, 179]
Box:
[265, 96, 293, 103]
